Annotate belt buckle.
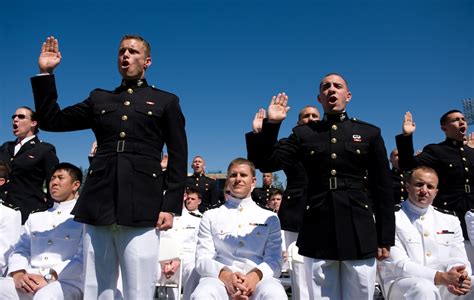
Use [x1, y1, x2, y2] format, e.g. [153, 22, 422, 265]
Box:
[466, 184, 471, 193]
[329, 177, 337, 190]
[116, 140, 125, 152]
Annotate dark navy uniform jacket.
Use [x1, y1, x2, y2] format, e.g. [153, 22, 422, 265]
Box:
[246, 133, 307, 233]
[254, 113, 395, 260]
[31, 74, 188, 227]
[0, 136, 58, 223]
[186, 173, 220, 213]
[391, 167, 408, 205]
[396, 135, 474, 239]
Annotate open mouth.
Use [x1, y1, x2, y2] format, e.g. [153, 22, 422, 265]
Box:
[121, 61, 129, 69]
[460, 126, 467, 135]
[328, 95, 338, 104]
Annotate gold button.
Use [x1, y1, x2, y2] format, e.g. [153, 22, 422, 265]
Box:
[57, 211, 61, 215]
[461, 147, 464, 151]
[356, 149, 361, 154]
[331, 125, 338, 130]
[122, 115, 128, 121]
[465, 167, 469, 172]
[239, 241, 244, 246]
[147, 111, 152, 116]
[124, 100, 131, 106]
[119, 132, 126, 138]
[423, 232, 429, 237]
[310, 150, 315, 155]
[195, 184, 198, 186]
[127, 88, 133, 94]
[426, 251, 431, 257]
[463, 157, 467, 161]
[89, 170, 93, 175]
[65, 235, 70, 240]
[331, 153, 337, 159]
[400, 188, 404, 192]
[101, 109, 106, 114]
[238, 224, 242, 228]
[444, 202, 448, 205]
[331, 138, 337, 144]
[364, 205, 368, 208]
[152, 173, 157, 178]
[449, 164, 453, 167]
[287, 196, 290, 199]
[44, 256, 48, 260]
[10, 158, 13, 161]
[256, 231, 260, 235]
[330, 169, 337, 176]
[420, 216, 425, 221]
[239, 207, 243, 212]
[467, 179, 470, 183]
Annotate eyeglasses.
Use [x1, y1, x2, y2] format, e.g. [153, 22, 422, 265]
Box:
[11, 114, 30, 120]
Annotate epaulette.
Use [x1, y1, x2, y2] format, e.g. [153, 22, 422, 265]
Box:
[350, 117, 378, 128]
[394, 204, 402, 212]
[206, 202, 225, 210]
[189, 212, 203, 218]
[0, 201, 20, 211]
[433, 206, 457, 216]
[29, 208, 43, 214]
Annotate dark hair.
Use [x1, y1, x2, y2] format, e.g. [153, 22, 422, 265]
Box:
[227, 158, 256, 177]
[186, 187, 202, 199]
[120, 35, 151, 57]
[270, 189, 283, 198]
[0, 161, 10, 179]
[440, 109, 463, 125]
[52, 162, 83, 184]
[18, 106, 39, 134]
[407, 166, 438, 184]
[320, 73, 349, 89]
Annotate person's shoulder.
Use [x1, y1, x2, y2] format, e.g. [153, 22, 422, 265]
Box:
[35, 138, 56, 150]
[349, 117, 380, 129]
[147, 85, 179, 99]
[432, 206, 458, 220]
[0, 201, 21, 216]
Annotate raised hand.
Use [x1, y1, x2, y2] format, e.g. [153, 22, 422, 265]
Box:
[465, 132, 474, 148]
[39, 36, 62, 74]
[402, 111, 416, 136]
[267, 93, 290, 123]
[252, 108, 266, 133]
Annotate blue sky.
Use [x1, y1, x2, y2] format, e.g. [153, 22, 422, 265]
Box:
[1, 0, 473, 186]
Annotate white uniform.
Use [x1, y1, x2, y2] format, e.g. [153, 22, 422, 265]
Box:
[379, 200, 472, 300]
[0, 199, 83, 300]
[158, 207, 202, 299]
[191, 196, 287, 300]
[0, 202, 22, 276]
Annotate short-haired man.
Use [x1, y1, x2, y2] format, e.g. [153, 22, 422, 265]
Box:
[191, 158, 287, 299]
[250, 73, 395, 299]
[266, 189, 283, 213]
[186, 156, 220, 212]
[31, 35, 187, 299]
[251, 172, 279, 207]
[390, 148, 408, 205]
[396, 110, 474, 259]
[379, 166, 472, 299]
[0, 161, 22, 276]
[0, 106, 59, 223]
[0, 162, 84, 299]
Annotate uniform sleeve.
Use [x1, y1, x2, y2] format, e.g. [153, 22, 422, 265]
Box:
[256, 214, 283, 279]
[8, 221, 32, 274]
[31, 74, 92, 132]
[368, 129, 395, 246]
[0, 208, 21, 274]
[160, 97, 188, 215]
[194, 212, 226, 278]
[395, 134, 439, 171]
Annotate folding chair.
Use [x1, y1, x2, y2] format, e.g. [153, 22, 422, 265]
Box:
[155, 238, 183, 300]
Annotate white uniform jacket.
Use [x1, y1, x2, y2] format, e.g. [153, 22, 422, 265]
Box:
[380, 201, 471, 285]
[0, 203, 21, 275]
[8, 199, 84, 291]
[195, 197, 282, 280]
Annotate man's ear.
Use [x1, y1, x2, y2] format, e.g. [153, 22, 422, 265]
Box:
[144, 57, 152, 70]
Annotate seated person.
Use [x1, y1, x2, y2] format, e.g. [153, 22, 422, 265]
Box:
[0, 163, 84, 300]
[379, 166, 472, 299]
[191, 158, 287, 300]
[0, 161, 22, 276]
[158, 188, 203, 299]
[266, 189, 283, 213]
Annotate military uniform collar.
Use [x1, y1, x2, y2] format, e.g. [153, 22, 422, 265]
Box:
[262, 184, 273, 189]
[115, 78, 148, 93]
[193, 172, 205, 178]
[227, 196, 254, 207]
[322, 112, 348, 123]
[445, 137, 464, 147]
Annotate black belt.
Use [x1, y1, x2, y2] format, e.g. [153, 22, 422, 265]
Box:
[325, 177, 366, 190]
[97, 140, 162, 156]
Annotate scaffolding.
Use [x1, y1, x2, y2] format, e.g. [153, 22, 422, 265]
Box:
[462, 98, 474, 125]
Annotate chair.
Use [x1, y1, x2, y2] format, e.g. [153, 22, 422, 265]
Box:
[155, 238, 183, 300]
[287, 241, 308, 300]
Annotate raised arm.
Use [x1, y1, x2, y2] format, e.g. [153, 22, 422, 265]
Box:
[402, 111, 416, 136]
[252, 108, 266, 134]
[267, 93, 290, 123]
[38, 36, 62, 74]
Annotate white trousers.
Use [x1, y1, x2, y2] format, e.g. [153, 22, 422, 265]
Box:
[304, 256, 376, 300]
[386, 276, 473, 300]
[0, 277, 82, 300]
[190, 276, 287, 300]
[83, 224, 160, 300]
[283, 231, 310, 300]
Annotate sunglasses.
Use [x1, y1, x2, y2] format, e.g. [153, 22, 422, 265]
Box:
[11, 114, 30, 120]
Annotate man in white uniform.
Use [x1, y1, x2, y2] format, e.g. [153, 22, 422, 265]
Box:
[0, 161, 22, 276]
[191, 158, 287, 299]
[0, 162, 84, 299]
[379, 166, 472, 299]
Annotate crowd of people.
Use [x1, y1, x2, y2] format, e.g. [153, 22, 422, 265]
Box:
[0, 33, 472, 300]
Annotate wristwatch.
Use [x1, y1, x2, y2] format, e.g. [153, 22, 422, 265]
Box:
[44, 273, 54, 283]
